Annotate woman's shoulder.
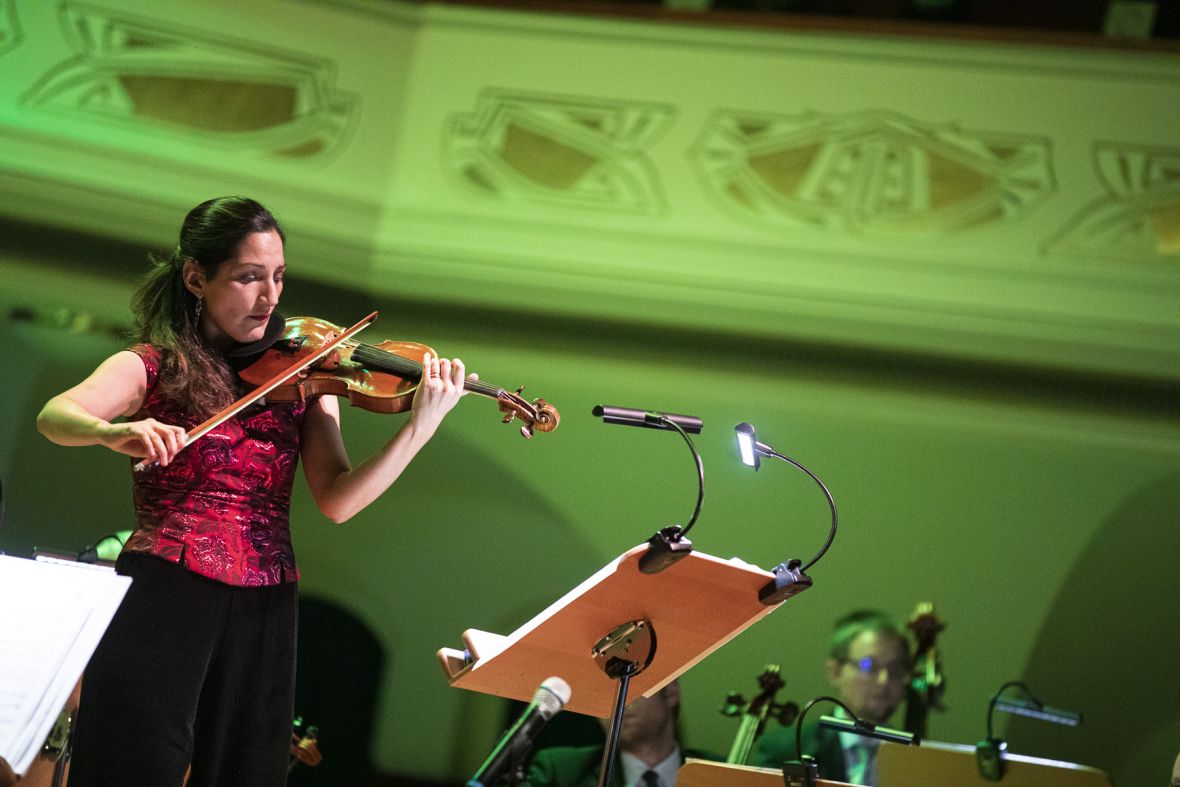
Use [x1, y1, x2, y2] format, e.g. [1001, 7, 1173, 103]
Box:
[124, 343, 165, 389]
[126, 342, 161, 362]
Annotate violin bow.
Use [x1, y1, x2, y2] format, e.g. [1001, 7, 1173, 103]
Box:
[133, 311, 378, 472]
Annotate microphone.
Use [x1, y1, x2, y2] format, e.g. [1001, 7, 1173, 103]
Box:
[468, 676, 571, 787]
[592, 405, 703, 434]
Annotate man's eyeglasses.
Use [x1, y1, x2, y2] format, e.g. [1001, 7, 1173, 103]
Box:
[847, 656, 911, 681]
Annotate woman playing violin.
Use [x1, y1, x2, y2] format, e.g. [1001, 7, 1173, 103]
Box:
[36, 196, 471, 786]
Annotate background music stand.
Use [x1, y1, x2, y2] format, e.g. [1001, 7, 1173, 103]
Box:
[877, 740, 1115, 787]
[439, 543, 801, 782]
[677, 759, 855, 787]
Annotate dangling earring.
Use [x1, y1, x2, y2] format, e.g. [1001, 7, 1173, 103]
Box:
[194, 296, 204, 324]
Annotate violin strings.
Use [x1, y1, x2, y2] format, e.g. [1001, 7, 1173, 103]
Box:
[348, 341, 505, 398]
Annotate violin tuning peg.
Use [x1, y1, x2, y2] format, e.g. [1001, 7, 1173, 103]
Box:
[777, 701, 800, 726]
[514, 384, 526, 395]
[520, 424, 533, 439]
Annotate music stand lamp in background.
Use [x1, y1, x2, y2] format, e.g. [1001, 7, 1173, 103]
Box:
[674, 690, 915, 787]
[874, 681, 1097, 787]
[976, 681, 1082, 781]
[782, 695, 918, 786]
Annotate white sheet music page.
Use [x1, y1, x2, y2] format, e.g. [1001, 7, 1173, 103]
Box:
[0, 555, 131, 775]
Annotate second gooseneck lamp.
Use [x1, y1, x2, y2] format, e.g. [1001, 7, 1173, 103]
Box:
[734, 422, 838, 604]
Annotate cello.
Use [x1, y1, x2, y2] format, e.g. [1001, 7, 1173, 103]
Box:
[903, 602, 946, 740]
[720, 665, 799, 765]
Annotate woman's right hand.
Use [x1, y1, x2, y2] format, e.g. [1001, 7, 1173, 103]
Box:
[99, 418, 188, 465]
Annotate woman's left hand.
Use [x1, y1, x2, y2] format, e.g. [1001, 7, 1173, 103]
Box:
[409, 353, 476, 434]
[300, 351, 479, 523]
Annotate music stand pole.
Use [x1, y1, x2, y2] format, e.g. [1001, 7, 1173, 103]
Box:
[592, 620, 657, 787]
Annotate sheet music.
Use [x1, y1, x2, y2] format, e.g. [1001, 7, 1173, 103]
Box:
[0, 555, 131, 776]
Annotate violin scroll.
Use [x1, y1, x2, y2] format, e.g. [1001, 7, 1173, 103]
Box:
[498, 386, 561, 438]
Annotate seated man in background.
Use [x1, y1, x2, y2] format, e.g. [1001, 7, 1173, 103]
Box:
[527, 680, 715, 787]
[751, 610, 911, 786]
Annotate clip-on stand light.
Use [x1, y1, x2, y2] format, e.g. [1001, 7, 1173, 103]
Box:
[591, 404, 703, 575]
[734, 422, 839, 605]
[784, 696, 918, 787]
[977, 681, 1082, 782]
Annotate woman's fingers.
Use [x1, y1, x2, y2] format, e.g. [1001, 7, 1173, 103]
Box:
[105, 419, 188, 465]
[410, 353, 469, 426]
[146, 427, 167, 464]
[168, 424, 187, 456]
[421, 354, 466, 395]
[157, 424, 187, 465]
[450, 358, 467, 391]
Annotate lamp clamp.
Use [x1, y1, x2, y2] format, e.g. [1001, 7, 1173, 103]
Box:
[758, 558, 813, 606]
[638, 525, 693, 574]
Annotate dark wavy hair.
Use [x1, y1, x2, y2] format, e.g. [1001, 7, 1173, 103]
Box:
[131, 197, 285, 416]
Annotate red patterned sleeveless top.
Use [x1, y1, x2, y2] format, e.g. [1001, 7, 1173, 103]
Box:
[121, 344, 306, 586]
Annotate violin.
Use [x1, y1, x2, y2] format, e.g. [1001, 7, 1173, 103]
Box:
[238, 315, 560, 438]
[721, 664, 799, 765]
[903, 601, 946, 740]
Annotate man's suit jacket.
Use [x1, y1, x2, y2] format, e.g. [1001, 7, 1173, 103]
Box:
[526, 745, 720, 787]
[749, 721, 849, 782]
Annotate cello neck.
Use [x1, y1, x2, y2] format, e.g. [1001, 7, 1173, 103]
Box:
[726, 715, 760, 765]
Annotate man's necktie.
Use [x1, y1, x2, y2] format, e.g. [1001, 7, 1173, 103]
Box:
[640, 769, 661, 787]
[849, 740, 878, 786]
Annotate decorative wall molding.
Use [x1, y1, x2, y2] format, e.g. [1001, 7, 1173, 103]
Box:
[0, 0, 1177, 384]
[21, 2, 357, 161]
[1046, 143, 1180, 262]
[692, 109, 1055, 239]
[445, 88, 672, 213]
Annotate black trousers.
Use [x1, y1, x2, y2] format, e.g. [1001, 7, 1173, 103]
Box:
[69, 552, 298, 787]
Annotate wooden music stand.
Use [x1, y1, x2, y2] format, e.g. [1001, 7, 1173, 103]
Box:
[877, 740, 1115, 787]
[677, 759, 855, 787]
[441, 541, 806, 784]
[438, 543, 790, 717]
